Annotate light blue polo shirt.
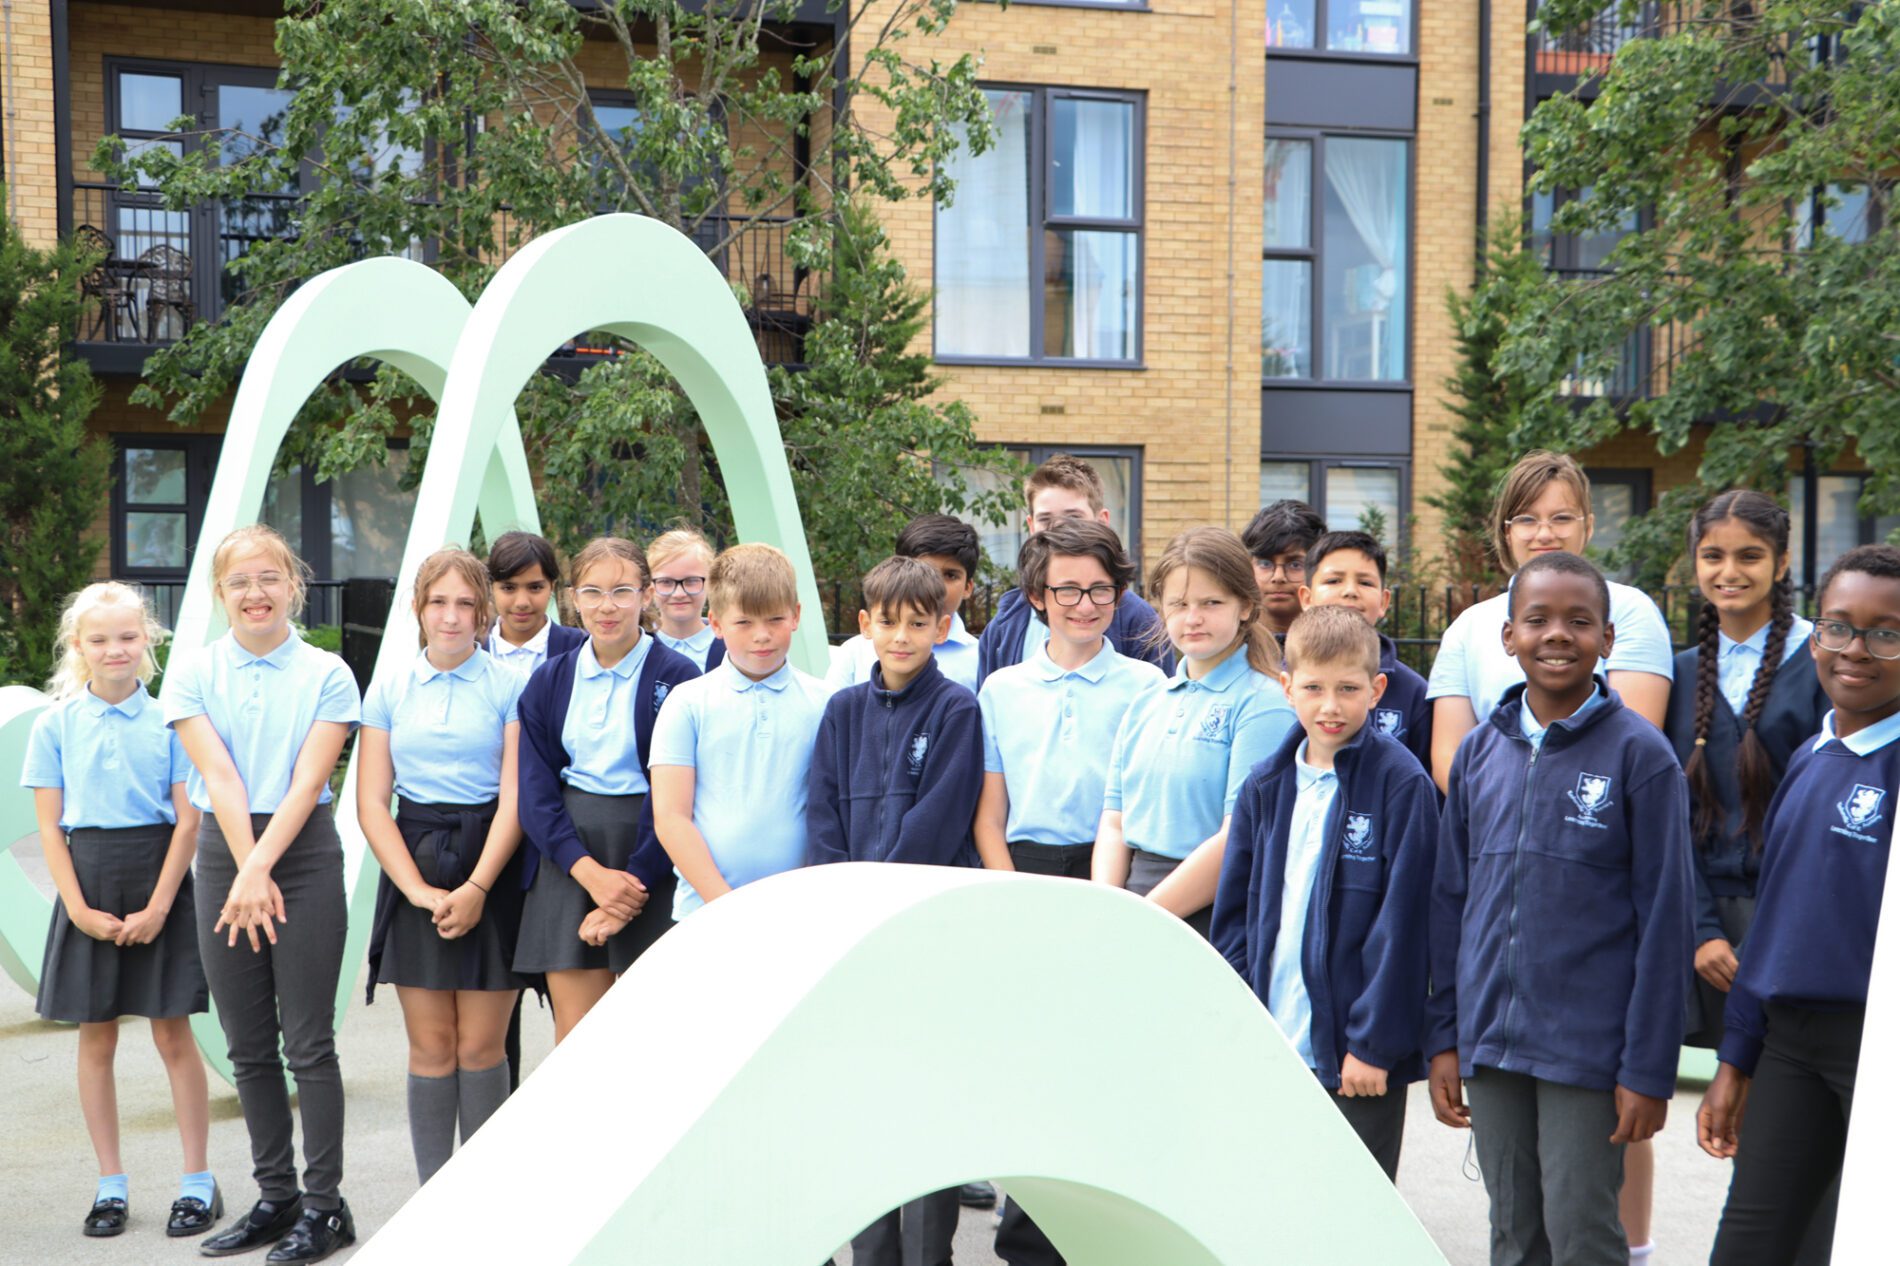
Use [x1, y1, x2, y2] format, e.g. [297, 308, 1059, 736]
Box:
[655, 624, 717, 672]
[561, 635, 655, 796]
[362, 648, 524, 805]
[1104, 649, 1298, 859]
[1267, 743, 1336, 1069]
[1520, 682, 1607, 753]
[826, 613, 979, 694]
[649, 657, 832, 919]
[22, 683, 190, 830]
[978, 641, 1165, 845]
[161, 629, 360, 814]
[1426, 580, 1675, 721]
[1719, 616, 1813, 716]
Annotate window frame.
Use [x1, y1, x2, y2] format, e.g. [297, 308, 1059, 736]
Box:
[110, 434, 221, 581]
[1788, 469, 1898, 590]
[933, 84, 1148, 369]
[1261, 126, 1415, 388]
[1256, 455, 1410, 548]
[946, 443, 1146, 572]
[1263, 0, 1421, 60]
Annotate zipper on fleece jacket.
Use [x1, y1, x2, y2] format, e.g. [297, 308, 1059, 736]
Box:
[1500, 739, 1541, 1065]
[877, 688, 895, 859]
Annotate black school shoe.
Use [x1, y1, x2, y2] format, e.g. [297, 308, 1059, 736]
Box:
[82, 1196, 128, 1237]
[265, 1201, 355, 1264]
[169, 1182, 225, 1237]
[958, 1180, 997, 1208]
[201, 1195, 303, 1257]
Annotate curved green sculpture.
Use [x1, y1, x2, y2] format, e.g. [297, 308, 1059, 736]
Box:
[352, 865, 1451, 1265]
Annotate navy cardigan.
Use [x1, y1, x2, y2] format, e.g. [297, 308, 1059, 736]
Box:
[1211, 721, 1440, 1088]
[547, 621, 589, 658]
[516, 635, 702, 891]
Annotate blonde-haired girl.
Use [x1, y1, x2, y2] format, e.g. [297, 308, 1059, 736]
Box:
[22, 582, 216, 1238]
[646, 526, 726, 671]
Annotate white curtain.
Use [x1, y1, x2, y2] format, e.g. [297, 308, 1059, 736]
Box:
[1055, 100, 1136, 360]
[936, 91, 1033, 357]
[1324, 138, 1407, 379]
[1264, 139, 1311, 248]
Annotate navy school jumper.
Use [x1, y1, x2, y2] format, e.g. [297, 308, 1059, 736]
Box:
[1210, 721, 1439, 1088]
[806, 656, 984, 867]
[1426, 680, 1694, 1101]
[516, 635, 702, 893]
[1372, 633, 1434, 776]
[546, 621, 589, 659]
[1718, 725, 1900, 1075]
[976, 586, 1173, 686]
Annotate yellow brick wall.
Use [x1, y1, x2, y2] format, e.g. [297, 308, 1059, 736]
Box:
[3, 0, 61, 245]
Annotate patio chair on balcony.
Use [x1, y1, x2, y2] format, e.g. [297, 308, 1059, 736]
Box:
[140, 243, 194, 341]
[75, 224, 140, 342]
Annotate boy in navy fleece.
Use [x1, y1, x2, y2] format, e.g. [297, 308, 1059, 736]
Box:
[1299, 530, 1433, 772]
[1210, 606, 1438, 1181]
[807, 555, 983, 1266]
[1426, 552, 1692, 1266]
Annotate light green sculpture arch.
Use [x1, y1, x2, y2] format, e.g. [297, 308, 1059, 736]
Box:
[354, 865, 1451, 1265]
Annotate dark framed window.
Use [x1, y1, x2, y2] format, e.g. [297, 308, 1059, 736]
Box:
[1262, 130, 1410, 383]
[935, 86, 1145, 367]
[261, 442, 417, 584]
[942, 444, 1145, 572]
[1265, 0, 1414, 55]
[111, 435, 221, 579]
[1530, 184, 1639, 273]
[1583, 467, 1651, 576]
[1795, 182, 1883, 248]
[1258, 456, 1407, 544]
[1789, 472, 1900, 591]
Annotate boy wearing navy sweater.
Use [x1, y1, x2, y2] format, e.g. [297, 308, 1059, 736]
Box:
[807, 555, 983, 1266]
[1210, 606, 1439, 1180]
[1427, 552, 1692, 1266]
[1299, 530, 1434, 772]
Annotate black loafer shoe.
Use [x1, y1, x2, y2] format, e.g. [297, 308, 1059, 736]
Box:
[83, 1196, 128, 1237]
[265, 1201, 355, 1264]
[957, 1181, 997, 1209]
[200, 1195, 303, 1257]
[169, 1182, 225, 1237]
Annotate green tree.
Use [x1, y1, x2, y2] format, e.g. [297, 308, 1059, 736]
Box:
[98, 0, 1015, 576]
[1490, 1, 1900, 583]
[0, 205, 111, 684]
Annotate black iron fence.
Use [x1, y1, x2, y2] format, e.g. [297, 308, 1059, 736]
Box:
[1531, 1, 1796, 88]
[1547, 268, 1689, 401]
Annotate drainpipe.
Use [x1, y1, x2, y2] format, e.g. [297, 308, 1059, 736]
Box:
[1475, 0, 1492, 275]
[2, 0, 17, 222]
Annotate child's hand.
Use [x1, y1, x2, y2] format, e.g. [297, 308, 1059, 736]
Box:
[114, 903, 170, 947]
[73, 906, 125, 942]
[1694, 938, 1740, 993]
[1697, 1065, 1750, 1159]
[406, 884, 450, 915]
[574, 859, 647, 921]
[1337, 1054, 1389, 1098]
[578, 908, 629, 946]
[432, 885, 486, 940]
[1611, 1085, 1669, 1144]
[1428, 1050, 1469, 1128]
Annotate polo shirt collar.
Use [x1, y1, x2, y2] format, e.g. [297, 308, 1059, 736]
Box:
[1294, 740, 1338, 792]
[1813, 707, 1900, 756]
[227, 628, 301, 670]
[1719, 620, 1772, 658]
[490, 619, 550, 658]
[1519, 680, 1605, 746]
[579, 636, 646, 680]
[81, 682, 149, 719]
[944, 612, 977, 648]
[414, 648, 488, 684]
[1033, 638, 1115, 684]
[1166, 645, 1250, 694]
[721, 657, 792, 693]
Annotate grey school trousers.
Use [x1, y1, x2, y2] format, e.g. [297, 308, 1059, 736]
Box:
[196, 812, 348, 1210]
[850, 1188, 960, 1266]
[1464, 1067, 1626, 1266]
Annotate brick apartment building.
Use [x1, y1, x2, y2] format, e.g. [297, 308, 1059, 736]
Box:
[0, 0, 1877, 620]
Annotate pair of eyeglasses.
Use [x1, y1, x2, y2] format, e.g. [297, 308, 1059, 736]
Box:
[1814, 619, 1900, 660]
[1254, 558, 1305, 579]
[1506, 512, 1586, 534]
[221, 573, 287, 595]
[652, 576, 707, 597]
[572, 585, 643, 609]
[1046, 583, 1119, 607]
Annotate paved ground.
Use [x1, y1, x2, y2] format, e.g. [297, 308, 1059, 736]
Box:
[1, 837, 1729, 1264]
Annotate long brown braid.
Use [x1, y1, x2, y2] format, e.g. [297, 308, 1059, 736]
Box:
[1682, 490, 1793, 850]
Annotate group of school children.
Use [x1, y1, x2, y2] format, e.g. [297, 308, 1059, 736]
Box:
[20, 447, 1889, 1266]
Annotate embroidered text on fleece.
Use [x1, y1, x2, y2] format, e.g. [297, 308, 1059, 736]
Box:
[976, 586, 1173, 686]
[1210, 721, 1440, 1088]
[806, 657, 984, 867]
[1718, 718, 1900, 1076]
[1426, 681, 1694, 1101]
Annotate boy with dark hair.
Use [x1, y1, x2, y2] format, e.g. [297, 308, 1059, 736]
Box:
[1242, 499, 1328, 639]
[1299, 529, 1433, 771]
[976, 454, 1171, 685]
[808, 555, 984, 1266]
[1427, 551, 1692, 1266]
[829, 514, 982, 692]
[1210, 605, 1438, 1181]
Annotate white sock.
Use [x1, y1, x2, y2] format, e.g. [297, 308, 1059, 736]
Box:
[1629, 1243, 1654, 1264]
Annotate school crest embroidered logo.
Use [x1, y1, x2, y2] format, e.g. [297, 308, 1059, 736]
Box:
[1343, 812, 1375, 857]
[1197, 703, 1230, 741]
[1840, 784, 1887, 832]
[1374, 709, 1404, 737]
[653, 681, 671, 712]
[1566, 772, 1614, 827]
[907, 732, 930, 776]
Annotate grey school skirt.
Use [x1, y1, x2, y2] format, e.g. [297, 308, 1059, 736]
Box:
[35, 824, 209, 1024]
[512, 788, 673, 976]
[1124, 847, 1214, 940]
[366, 797, 527, 1000]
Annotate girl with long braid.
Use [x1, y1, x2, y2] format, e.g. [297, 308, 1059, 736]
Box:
[1663, 490, 1825, 1050]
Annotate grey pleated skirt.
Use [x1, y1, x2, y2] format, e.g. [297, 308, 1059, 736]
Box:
[1124, 846, 1213, 940]
[368, 798, 527, 999]
[35, 824, 209, 1023]
[512, 788, 672, 975]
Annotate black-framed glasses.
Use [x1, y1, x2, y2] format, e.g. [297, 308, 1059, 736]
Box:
[1813, 618, 1900, 660]
[652, 576, 707, 597]
[1047, 583, 1119, 607]
[1253, 557, 1305, 579]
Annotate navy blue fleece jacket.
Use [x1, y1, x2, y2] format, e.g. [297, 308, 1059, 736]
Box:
[1371, 633, 1434, 775]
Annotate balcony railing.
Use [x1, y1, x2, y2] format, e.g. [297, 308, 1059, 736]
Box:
[1531, 1, 1793, 91]
[1548, 266, 1687, 401]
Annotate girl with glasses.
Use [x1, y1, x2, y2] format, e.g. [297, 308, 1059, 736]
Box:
[646, 527, 726, 672]
[513, 537, 701, 1040]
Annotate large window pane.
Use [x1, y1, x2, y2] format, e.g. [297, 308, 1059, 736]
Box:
[1325, 466, 1401, 541]
[119, 73, 182, 131]
[217, 85, 295, 169]
[1329, 0, 1412, 54]
[1050, 98, 1134, 221]
[1044, 229, 1137, 360]
[330, 449, 416, 579]
[263, 464, 304, 551]
[125, 447, 186, 504]
[1264, 140, 1312, 249]
[1266, 0, 1316, 49]
[1789, 475, 1864, 590]
[125, 511, 188, 569]
[1798, 183, 1872, 248]
[1589, 481, 1637, 567]
[937, 90, 1034, 358]
[1262, 260, 1311, 379]
[1259, 461, 1313, 507]
[1322, 138, 1408, 381]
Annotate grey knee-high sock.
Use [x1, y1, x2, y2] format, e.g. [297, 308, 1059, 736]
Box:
[407, 1071, 459, 1184]
[457, 1061, 511, 1144]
